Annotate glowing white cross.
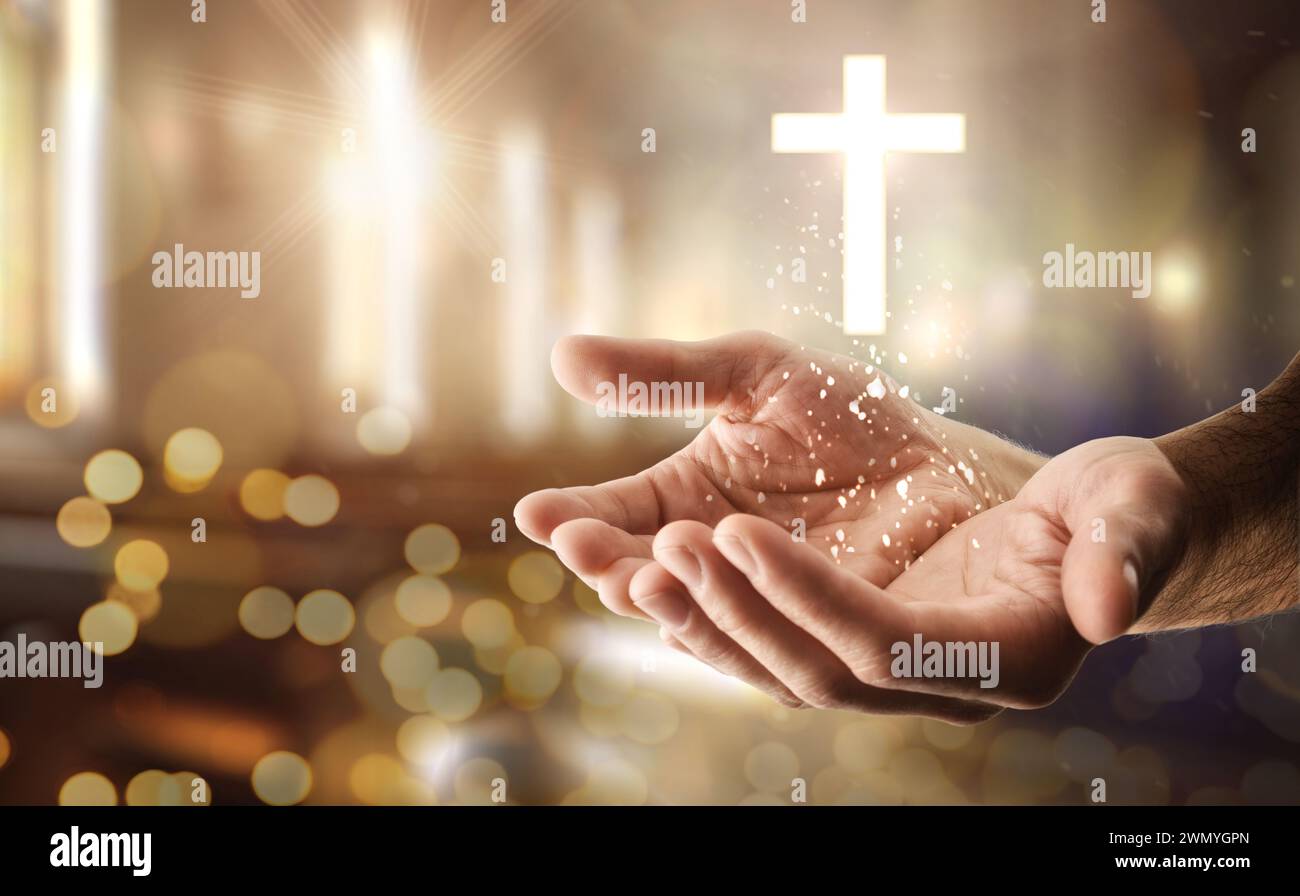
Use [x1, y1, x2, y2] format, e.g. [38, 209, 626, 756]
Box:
[773, 55, 965, 334]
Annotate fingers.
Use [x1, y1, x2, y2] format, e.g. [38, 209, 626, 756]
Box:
[551, 518, 653, 619]
[550, 330, 787, 414]
[711, 514, 913, 677]
[628, 561, 804, 707]
[712, 514, 1042, 709]
[645, 520, 1000, 723]
[1060, 500, 1182, 644]
[514, 471, 661, 547]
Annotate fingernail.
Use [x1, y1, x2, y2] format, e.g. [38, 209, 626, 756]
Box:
[1122, 559, 1140, 603]
[713, 535, 755, 577]
[635, 590, 691, 631]
[658, 546, 702, 589]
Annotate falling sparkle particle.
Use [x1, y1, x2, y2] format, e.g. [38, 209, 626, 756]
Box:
[896, 480, 908, 499]
[866, 377, 886, 400]
[814, 468, 826, 486]
[881, 533, 891, 547]
[971, 538, 981, 549]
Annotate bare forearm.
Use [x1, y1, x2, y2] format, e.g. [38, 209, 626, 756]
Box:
[1146, 353, 1300, 630]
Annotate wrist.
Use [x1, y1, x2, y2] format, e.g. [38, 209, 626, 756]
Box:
[1147, 354, 1300, 630]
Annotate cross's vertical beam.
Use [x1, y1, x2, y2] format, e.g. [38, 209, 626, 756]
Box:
[842, 56, 887, 335]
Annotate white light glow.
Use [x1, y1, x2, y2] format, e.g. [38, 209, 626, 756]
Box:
[368, 31, 425, 419]
[56, 0, 110, 412]
[325, 28, 432, 433]
[572, 187, 622, 435]
[501, 131, 550, 441]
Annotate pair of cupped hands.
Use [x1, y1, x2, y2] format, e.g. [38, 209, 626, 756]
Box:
[514, 331, 1189, 723]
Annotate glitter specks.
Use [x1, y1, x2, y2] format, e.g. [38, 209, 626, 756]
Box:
[866, 376, 887, 400]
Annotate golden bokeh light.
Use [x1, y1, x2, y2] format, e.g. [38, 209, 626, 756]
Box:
[114, 539, 170, 590]
[403, 523, 460, 574]
[578, 758, 648, 806]
[573, 654, 636, 707]
[356, 406, 413, 456]
[284, 475, 340, 527]
[163, 427, 224, 493]
[834, 721, 903, 775]
[251, 751, 312, 806]
[473, 630, 526, 675]
[573, 579, 605, 617]
[617, 691, 680, 744]
[349, 753, 434, 805]
[380, 636, 440, 689]
[393, 574, 452, 627]
[424, 667, 483, 722]
[461, 598, 514, 649]
[0, 729, 10, 769]
[507, 551, 565, 604]
[79, 600, 139, 656]
[25, 380, 79, 428]
[125, 769, 171, 806]
[55, 496, 112, 547]
[391, 686, 431, 713]
[239, 469, 290, 521]
[745, 742, 800, 793]
[454, 757, 507, 805]
[504, 645, 563, 709]
[107, 582, 163, 623]
[294, 589, 355, 645]
[923, 718, 977, 752]
[239, 586, 296, 639]
[396, 715, 450, 766]
[83, 449, 143, 504]
[58, 771, 118, 806]
[172, 771, 212, 806]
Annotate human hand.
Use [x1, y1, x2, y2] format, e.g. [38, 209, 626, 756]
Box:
[626, 436, 1189, 722]
[514, 330, 1044, 715]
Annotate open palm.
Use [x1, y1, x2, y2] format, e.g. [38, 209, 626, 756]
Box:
[644, 435, 1190, 716]
[514, 331, 1043, 622]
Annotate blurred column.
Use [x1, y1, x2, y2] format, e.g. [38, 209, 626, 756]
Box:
[571, 186, 622, 436]
[500, 130, 550, 442]
[51, 0, 110, 417]
[0, 17, 37, 401]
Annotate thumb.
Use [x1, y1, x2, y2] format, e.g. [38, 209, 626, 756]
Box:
[1059, 499, 1180, 644]
[549, 330, 786, 414]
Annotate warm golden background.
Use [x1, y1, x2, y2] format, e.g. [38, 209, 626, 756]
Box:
[1, 0, 1298, 805]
